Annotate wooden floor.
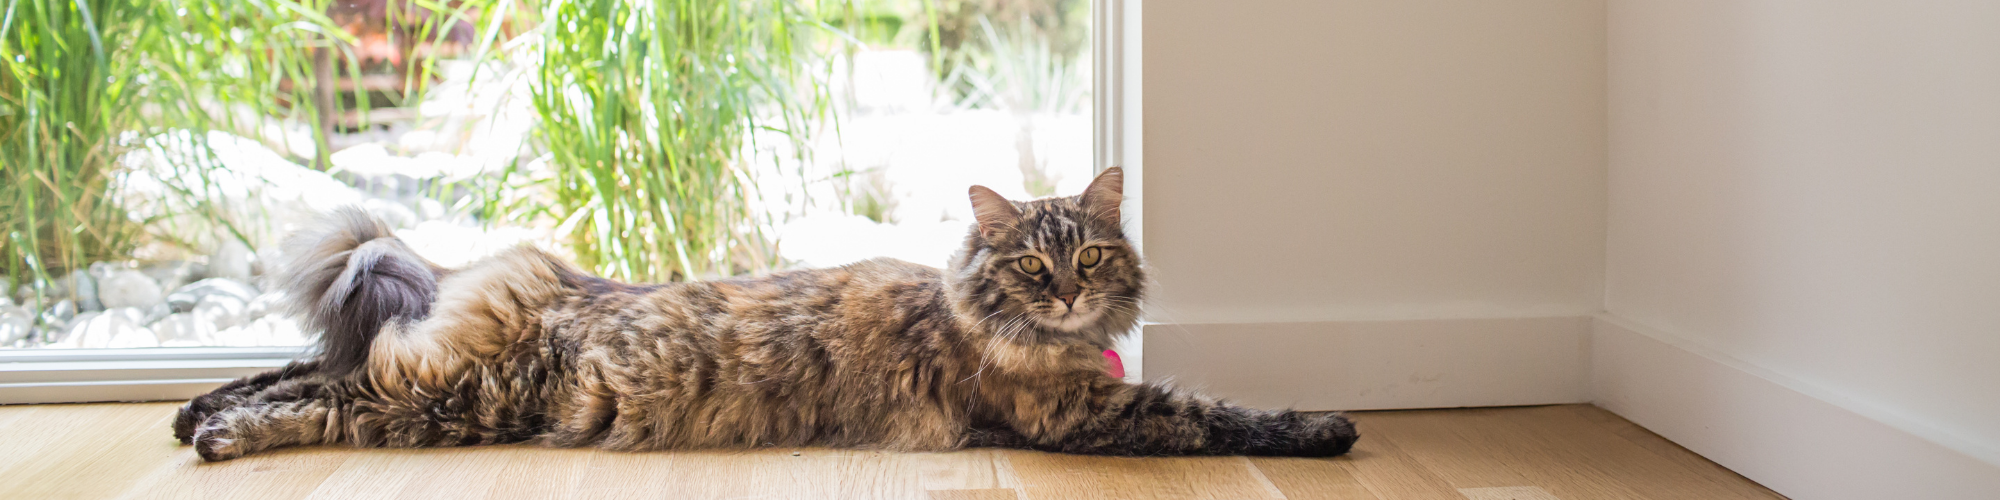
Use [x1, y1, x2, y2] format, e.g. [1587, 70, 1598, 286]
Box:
[0, 403, 1784, 500]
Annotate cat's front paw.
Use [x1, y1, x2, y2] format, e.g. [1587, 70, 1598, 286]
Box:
[174, 390, 256, 445]
[173, 399, 219, 445]
[191, 412, 254, 462]
[192, 427, 246, 462]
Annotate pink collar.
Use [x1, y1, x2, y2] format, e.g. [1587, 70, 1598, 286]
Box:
[1103, 349, 1126, 378]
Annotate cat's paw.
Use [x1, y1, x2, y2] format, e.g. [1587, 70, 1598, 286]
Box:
[1293, 411, 1360, 457]
[174, 390, 255, 445]
[191, 413, 252, 462]
[173, 400, 216, 445]
[963, 426, 1034, 449]
[1250, 410, 1358, 457]
[192, 428, 245, 462]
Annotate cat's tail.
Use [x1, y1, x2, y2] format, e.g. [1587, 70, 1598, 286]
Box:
[273, 206, 443, 375]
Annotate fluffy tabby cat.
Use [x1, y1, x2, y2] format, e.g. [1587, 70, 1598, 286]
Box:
[172, 168, 1358, 461]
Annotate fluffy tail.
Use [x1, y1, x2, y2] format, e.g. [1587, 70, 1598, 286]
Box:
[274, 207, 443, 375]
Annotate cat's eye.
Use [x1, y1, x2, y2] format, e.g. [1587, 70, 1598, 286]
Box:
[1017, 256, 1045, 274]
[1078, 247, 1102, 268]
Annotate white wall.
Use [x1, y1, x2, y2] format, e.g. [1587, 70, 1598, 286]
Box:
[1143, 0, 1607, 326]
[1607, 0, 2000, 466]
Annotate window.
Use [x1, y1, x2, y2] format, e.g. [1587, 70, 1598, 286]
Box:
[0, 0, 1138, 401]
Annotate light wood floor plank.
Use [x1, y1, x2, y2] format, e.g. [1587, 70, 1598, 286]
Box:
[927, 489, 1022, 500]
[568, 448, 771, 499]
[1497, 406, 1785, 500]
[1334, 429, 1472, 500]
[0, 402, 183, 499]
[1007, 451, 1280, 500]
[1248, 456, 1380, 500]
[919, 448, 1010, 491]
[1564, 405, 1786, 499]
[818, 449, 929, 500]
[0, 403, 44, 430]
[1362, 408, 1656, 499]
[305, 448, 469, 499]
[0, 403, 1786, 499]
[120, 445, 351, 500]
[475, 446, 595, 500]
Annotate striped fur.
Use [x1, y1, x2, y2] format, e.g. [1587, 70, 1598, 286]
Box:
[173, 168, 1358, 461]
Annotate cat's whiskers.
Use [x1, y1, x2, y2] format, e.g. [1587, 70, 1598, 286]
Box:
[965, 313, 1030, 384]
[962, 313, 1033, 415]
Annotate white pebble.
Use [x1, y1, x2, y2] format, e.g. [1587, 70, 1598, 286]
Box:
[98, 269, 166, 309]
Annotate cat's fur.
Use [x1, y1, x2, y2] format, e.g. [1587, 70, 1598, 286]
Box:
[172, 168, 1358, 461]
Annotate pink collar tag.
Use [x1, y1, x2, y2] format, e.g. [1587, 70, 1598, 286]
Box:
[1104, 349, 1126, 378]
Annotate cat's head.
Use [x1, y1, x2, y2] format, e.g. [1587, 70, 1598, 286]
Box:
[946, 168, 1143, 345]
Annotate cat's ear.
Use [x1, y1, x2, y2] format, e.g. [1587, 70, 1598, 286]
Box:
[969, 185, 1021, 239]
[1082, 167, 1124, 225]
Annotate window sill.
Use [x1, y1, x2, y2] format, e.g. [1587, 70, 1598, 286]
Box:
[0, 347, 302, 404]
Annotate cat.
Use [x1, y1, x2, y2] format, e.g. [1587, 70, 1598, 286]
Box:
[172, 167, 1359, 461]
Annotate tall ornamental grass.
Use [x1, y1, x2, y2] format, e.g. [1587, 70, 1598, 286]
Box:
[509, 0, 842, 282]
[0, 0, 346, 296]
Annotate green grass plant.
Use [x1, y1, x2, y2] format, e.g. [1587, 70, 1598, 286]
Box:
[954, 14, 1085, 197]
[0, 0, 348, 299]
[486, 0, 846, 282]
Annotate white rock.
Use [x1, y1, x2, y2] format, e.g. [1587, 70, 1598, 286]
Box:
[268, 317, 307, 345]
[0, 304, 34, 345]
[253, 246, 284, 278]
[53, 308, 156, 348]
[141, 261, 202, 296]
[210, 322, 262, 347]
[47, 299, 76, 325]
[117, 131, 365, 258]
[244, 293, 287, 321]
[397, 129, 442, 151]
[165, 278, 260, 313]
[363, 198, 420, 229]
[142, 303, 174, 326]
[107, 306, 147, 323]
[107, 325, 159, 348]
[211, 316, 308, 347]
[193, 294, 248, 331]
[67, 269, 102, 312]
[97, 269, 165, 309]
[88, 262, 119, 281]
[398, 221, 538, 268]
[48, 312, 100, 347]
[329, 142, 410, 178]
[152, 312, 217, 345]
[416, 198, 448, 221]
[210, 238, 256, 283]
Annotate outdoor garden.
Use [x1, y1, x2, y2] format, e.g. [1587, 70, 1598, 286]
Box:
[0, 0, 1092, 349]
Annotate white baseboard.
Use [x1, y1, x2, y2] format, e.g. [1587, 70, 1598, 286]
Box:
[1141, 316, 1590, 411]
[1590, 315, 2000, 500]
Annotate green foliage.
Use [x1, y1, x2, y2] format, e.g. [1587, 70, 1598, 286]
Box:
[0, 0, 346, 298]
[955, 15, 1085, 197]
[488, 0, 845, 282]
[823, 0, 905, 47]
[916, 0, 1084, 95]
[2, 0, 851, 294]
[955, 15, 1086, 116]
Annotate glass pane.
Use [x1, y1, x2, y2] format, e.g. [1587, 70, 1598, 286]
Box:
[1, 0, 1091, 350]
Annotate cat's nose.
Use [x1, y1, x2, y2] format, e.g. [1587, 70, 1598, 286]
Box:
[1057, 293, 1078, 307]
